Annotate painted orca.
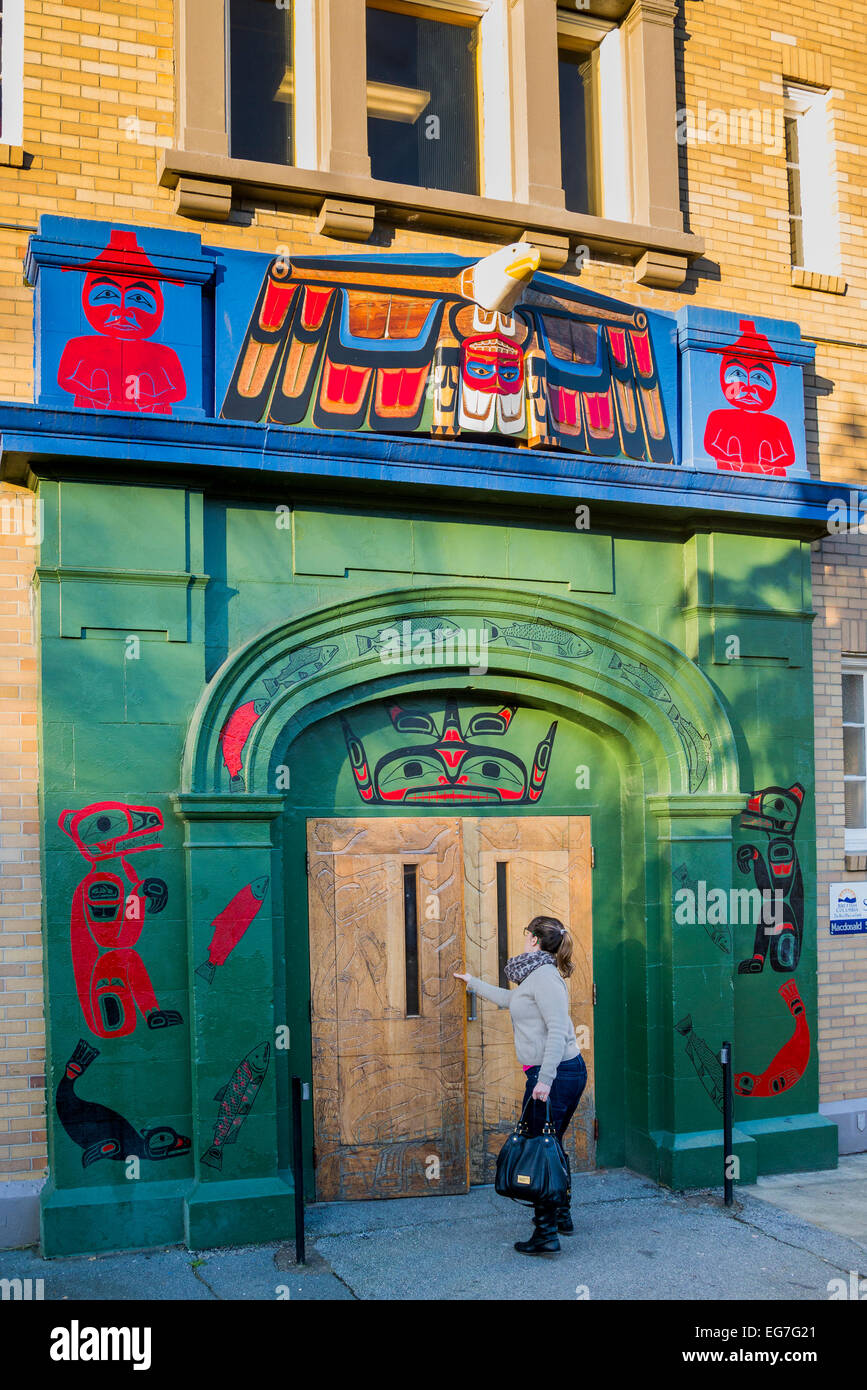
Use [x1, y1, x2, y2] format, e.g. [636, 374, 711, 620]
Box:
[56, 1038, 191, 1168]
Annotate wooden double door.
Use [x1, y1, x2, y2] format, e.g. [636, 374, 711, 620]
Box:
[307, 816, 594, 1201]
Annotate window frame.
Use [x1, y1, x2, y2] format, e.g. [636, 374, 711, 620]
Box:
[167, 0, 702, 285]
[783, 82, 839, 277]
[843, 661, 867, 854]
[364, 0, 487, 200]
[0, 0, 24, 150]
[555, 12, 618, 221]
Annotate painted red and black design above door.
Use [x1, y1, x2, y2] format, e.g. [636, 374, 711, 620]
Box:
[341, 698, 557, 806]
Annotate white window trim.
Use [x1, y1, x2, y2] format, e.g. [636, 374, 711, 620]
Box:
[843, 661, 867, 853]
[784, 82, 840, 277]
[595, 26, 629, 222]
[294, 0, 513, 198]
[555, 14, 628, 223]
[1, 0, 24, 148]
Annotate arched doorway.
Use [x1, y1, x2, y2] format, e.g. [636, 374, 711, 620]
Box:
[175, 583, 742, 1215]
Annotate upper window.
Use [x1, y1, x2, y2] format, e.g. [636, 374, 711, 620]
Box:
[230, 0, 294, 166]
[843, 667, 867, 851]
[558, 47, 592, 215]
[0, 0, 24, 147]
[784, 83, 838, 275]
[366, 2, 479, 196]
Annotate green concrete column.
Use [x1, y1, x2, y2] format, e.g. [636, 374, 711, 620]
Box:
[172, 793, 294, 1249]
[647, 792, 754, 1188]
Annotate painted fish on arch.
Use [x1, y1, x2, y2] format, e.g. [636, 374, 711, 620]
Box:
[218, 644, 339, 790]
[608, 653, 711, 793]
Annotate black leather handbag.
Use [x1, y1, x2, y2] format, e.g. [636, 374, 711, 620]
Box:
[495, 1097, 569, 1205]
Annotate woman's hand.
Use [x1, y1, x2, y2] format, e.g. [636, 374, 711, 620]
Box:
[453, 971, 471, 984]
[532, 1082, 551, 1102]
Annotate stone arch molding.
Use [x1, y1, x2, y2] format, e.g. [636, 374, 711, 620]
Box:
[182, 584, 741, 799]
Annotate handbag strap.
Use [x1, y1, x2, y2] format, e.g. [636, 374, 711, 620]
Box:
[515, 1093, 556, 1136]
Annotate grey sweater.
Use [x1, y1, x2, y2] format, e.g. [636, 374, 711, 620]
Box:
[466, 963, 579, 1088]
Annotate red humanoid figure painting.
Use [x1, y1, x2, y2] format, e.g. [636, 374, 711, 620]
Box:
[57, 229, 186, 414]
[59, 800, 182, 1039]
[703, 320, 795, 477]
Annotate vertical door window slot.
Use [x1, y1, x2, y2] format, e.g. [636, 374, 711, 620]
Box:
[403, 863, 420, 1017]
[496, 861, 509, 985]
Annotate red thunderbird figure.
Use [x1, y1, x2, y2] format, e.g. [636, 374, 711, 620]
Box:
[57, 229, 186, 414]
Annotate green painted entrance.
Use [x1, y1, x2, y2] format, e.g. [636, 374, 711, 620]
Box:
[29, 474, 838, 1257]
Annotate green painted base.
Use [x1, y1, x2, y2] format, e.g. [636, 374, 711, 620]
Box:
[184, 1172, 296, 1251]
[650, 1127, 759, 1189]
[40, 1177, 191, 1258]
[735, 1113, 839, 1176]
[650, 1111, 839, 1190]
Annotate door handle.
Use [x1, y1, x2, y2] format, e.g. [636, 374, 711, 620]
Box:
[467, 990, 477, 1022]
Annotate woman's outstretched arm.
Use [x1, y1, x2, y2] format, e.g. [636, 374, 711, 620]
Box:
[454, 971, 512, 1008]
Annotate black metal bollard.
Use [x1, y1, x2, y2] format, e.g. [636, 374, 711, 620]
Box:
[720, 1041, 734, 1207]
[291, 1074, 306, 1265]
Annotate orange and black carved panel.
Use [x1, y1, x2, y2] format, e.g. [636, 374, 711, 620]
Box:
[220, 244, 675, 464]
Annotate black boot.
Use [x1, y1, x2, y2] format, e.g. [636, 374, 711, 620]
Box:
[514, 1202, 561, 1255]
[556, 1152, 574, 1234]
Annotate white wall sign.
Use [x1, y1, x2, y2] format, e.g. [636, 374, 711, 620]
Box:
[829, 881, 867, 936]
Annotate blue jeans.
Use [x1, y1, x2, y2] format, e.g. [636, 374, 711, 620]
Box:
[520, 1054, 587, 1142]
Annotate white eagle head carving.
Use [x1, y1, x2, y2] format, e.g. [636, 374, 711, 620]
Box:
[460, 242, 541, 314]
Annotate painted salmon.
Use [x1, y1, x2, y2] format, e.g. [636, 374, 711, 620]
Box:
[220, 699, 269, 784]
[487, 620, 592, 659]
[201, 1042, 271, 1171]
[675, 1014, 724, 1112]
[609, 652, 670, 701]
[356, 617, 462, 655]
[195, 877, 269, 985]
[262, 644, 339, 698]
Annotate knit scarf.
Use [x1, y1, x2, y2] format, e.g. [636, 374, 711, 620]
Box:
[503, 950, 558, 985]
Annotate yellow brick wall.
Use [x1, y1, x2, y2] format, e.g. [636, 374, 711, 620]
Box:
[0, 485, 43, 1181]
[1, 0, 865, 1180]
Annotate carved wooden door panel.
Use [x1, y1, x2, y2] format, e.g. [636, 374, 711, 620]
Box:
[307, 817, 468, 1201]
[463, 817, 594, 1183]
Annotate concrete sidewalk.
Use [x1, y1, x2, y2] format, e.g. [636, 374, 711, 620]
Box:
[2, 1165, 865, 1300]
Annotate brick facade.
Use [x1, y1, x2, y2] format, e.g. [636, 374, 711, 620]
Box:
[0, 0, 865, 1185]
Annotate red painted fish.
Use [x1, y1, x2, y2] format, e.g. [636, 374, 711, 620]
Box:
[195, 877, 269, 985]
[219, 699, 269, 785]
[201, 1042, 271, 1170]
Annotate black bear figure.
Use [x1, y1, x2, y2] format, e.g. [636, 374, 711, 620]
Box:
[736, 782, 804, 975]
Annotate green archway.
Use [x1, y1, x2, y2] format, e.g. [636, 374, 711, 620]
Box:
[182, 582, 742, 797]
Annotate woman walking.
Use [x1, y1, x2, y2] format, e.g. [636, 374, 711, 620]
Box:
[455, 915, 587, 1256]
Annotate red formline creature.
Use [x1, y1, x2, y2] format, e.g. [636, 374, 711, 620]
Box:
[59, 800, 181, 1039]
[195, 877, 270, 985]
[341, 698, 558, 805]
[703, 319, 796, 477]
[57, 229, 187, 415]
[735, 980, 810, 1097]
[56, 1038, 190, 1168]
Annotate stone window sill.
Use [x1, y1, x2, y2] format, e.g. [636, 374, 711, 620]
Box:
[0, 144, 25, 168]
[792, 266, 847, 295]
[157, 149, 704, 288]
